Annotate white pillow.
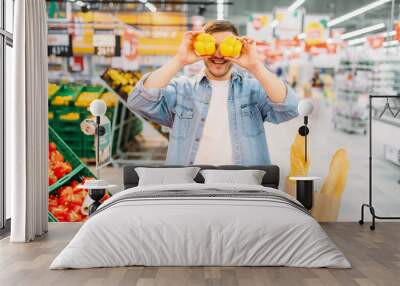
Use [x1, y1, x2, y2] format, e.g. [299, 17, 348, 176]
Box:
[200, 169, 266, 185]
[135, 167, 201, 186]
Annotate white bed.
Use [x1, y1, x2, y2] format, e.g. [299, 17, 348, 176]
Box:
[50, 183, 351, 269]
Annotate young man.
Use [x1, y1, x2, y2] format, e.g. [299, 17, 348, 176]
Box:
[128, 20, 299, 165]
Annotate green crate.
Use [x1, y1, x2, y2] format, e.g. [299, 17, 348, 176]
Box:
[81, 85, 106, 94]
[48, 211, 58, 222]
[74, 85, 106, 108]
[48, 83, 61, 103]
[49, 127, 87, 192]
[51, 84, 83, 107]
[82, 149, 95, 159]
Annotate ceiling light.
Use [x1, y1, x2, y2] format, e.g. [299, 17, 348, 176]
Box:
[348, 37, 367, 46]
[346, 29, 397, 46]
[217, 0, 225, 20]
[341, 23, 385, 40]
[288, 0, 306, 12]
[145, 2, 157, 12]
[328, 0, 391, 27]
[382, 30, 397, 37]
[383, 40, 399, 47]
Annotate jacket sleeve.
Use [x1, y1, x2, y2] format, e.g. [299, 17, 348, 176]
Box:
[127, 73, 178, 128]
[255, 80, 299, 124]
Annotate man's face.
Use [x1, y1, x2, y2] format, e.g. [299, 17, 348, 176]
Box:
[203, 31, 235, 79]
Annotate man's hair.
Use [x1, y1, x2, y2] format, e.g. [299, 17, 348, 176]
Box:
[203, 20, 239, 36]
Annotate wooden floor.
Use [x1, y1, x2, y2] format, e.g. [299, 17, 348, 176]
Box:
[0, 222, 399, 286]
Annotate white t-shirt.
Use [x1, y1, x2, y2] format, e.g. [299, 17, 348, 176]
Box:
[194, 80, 233, 165]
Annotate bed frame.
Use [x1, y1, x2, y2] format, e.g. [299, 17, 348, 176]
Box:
[123, 165, 280, 190]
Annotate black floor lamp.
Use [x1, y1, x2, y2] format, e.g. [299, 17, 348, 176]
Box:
[78, 100, 116, 215]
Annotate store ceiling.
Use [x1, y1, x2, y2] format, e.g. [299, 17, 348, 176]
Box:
[188, 0, 398, 32]
[65, 0, 398, 34]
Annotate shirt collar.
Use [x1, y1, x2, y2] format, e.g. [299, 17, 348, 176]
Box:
[196, 68, 243, 84]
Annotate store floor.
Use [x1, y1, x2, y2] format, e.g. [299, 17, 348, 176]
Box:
[1, 222, 400, 286]
[96, 95, 400, 222]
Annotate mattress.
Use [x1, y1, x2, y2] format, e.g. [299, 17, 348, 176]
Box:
[50, 183, 351, 269]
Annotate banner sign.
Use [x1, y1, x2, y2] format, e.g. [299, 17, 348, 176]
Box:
[247, 14, 273, 43]
[274, 7, 304, 40]
[98, 118, 112, 168]
[304, 15, 330, 46]
[367, 35, 385, 49]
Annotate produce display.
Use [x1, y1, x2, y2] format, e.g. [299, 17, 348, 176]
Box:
[219, 35, 242, 58]
[75, 92, 100, 107]
[52, 95, 74, 106]
[50, 84, 83, 106]
[48, 178, 111, 222]
[48, 142, 73, 186]
[101, 92, 118, 107]
[101, 68, 142, 100]
[193, 33, 216, 56]
[48, 83, 60, 97]
[59, 112, 80, 121]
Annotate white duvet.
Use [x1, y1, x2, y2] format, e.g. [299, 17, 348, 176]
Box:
[50, 183, 351, 269]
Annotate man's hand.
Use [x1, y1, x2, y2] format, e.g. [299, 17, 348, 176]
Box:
[143, 31, 205, 89]
[225, 36, 263, 74]
[174, 31, 204, 67]
[226, 36, 287, 103]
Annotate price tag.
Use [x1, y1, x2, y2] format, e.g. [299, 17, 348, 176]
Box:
[93, 29, 121, 57]
[48, 29, 73, 57]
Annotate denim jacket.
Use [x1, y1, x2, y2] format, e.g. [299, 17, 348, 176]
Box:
[128, 69, 299, 165]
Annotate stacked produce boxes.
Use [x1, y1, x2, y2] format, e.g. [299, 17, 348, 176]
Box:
[48, 82, 143, 160]
[48, 127, 109, 222]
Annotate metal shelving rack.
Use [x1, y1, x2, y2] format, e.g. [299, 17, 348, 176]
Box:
[101, 80, 167, 167]
[359, 94, 400, 230]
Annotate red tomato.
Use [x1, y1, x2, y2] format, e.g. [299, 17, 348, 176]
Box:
[49, 142, 57, 153]
[50, 206, 69, 221]
[64, 162, 72, 174]
[52, 151, 64, 163]
[70, 180, 79, 188]
[53, 166, 66, 179]
[67, 210, 83, 222]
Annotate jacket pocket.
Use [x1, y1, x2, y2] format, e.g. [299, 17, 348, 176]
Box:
[172, 104, 194, 139]
[240, 103, 264, 136]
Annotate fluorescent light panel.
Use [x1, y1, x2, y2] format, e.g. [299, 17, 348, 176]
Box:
[145, 2, 156, 12]
[347, 29, 397, 46]
[383, 40, 399, 47]
[341, 23, 385, 40]
[217, 0, 225, 20]
[288, 0, 306, 12]
[328, 0, 391, 27]
[348, 37, 367, 46]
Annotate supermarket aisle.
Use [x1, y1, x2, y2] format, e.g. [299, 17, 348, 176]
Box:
[266, 95, 400, 221]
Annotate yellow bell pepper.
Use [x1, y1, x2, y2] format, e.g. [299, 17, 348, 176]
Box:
[59, 112, 80, 121]
[193, 33, 216, 56]
[48, 83, 59, 97]
[75, 92, 99, 107]
[220, 35, 242, 58]
[101, 92, 118, 107]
